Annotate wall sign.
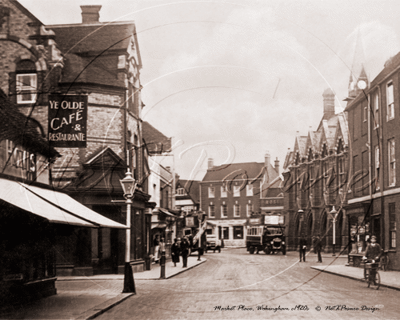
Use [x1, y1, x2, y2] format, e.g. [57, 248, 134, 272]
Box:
[48, 95, 87, 148]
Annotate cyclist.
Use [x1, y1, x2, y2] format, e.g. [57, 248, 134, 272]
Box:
[363, 235, 382, 284]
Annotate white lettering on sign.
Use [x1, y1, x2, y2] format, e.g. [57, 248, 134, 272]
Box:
[88, 93, 122, 106]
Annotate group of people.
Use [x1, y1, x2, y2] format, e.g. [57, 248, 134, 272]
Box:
[153, 235, 191, 268]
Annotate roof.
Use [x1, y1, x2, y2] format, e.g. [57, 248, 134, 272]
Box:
[202, 162, 276, 182]
[176, 179, 200, 204]
[142, 121, 172, 154]
[49, 22, 136, 55]
[60, 53, 124, 87]
[0, 90, 59, 159]
[371, 51, 400, 88]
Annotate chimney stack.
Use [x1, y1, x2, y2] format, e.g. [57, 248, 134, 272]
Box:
[322, 88, 335, 120]
[81, 5, 102, 24]
[264, 151, 271, 167]
[274, 157, 280, 174]
[208, 158, 214, 169]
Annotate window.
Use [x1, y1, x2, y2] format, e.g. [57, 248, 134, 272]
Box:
[375, 146, 380, 190]
[233, 204, 240, 217]
[373, 93, 379, 129]
[388, 139, 396, 186]
[246, 184, 253, 196]
[16, 73, 37, 104]
[246, 203, 253, 217]
[208, 186, 215, 198]
[233, 226, 243, 239]
[221, 204, 227, 218]
[338, 157, 345, 187]
[389, 203, 396, 249]
[208, 205, 215, 218]
[233, 185, 240, 197]
[387, 81, 394, 120]
[176, 188, 186, 195]
[220, 185, 227, 198]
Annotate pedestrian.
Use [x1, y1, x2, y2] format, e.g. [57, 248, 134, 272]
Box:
[171, 238, 180, 267]
[299, 235, 307, 262]
[180, 237, 190, 268]
[153, 235, 160, 264]
[363, 235, 382, 284]
[314, 234, 322, 263]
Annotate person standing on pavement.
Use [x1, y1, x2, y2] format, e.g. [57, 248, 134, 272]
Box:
[314, 234, 323, 263]
[153, 235, 160, 264]
[171, 238, 180, 267]
[180, 237, 190, 268]
[299, 235, 307, 262]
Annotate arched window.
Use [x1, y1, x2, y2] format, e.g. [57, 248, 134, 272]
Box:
[16, 60, 37, 104]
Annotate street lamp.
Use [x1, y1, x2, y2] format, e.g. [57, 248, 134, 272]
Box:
[120, 169, 137, 293]
[329, 206, 339, 256]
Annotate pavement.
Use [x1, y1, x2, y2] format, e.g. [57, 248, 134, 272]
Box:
[0, 256, 206, 320]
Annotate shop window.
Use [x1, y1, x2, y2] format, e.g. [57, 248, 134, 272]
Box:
[208, 186, 215, 198]
[221, 204, 227, 218]
[220, 185, 227, 198]
[208, 205, 215, 218]
[388, 138, 396, 186]
[387, 81, 394, 121]
[246, 184, 253, 196]
[389, 203, 396, 249]
[233, 226, 243, 239]
[233, 204, 240, 217]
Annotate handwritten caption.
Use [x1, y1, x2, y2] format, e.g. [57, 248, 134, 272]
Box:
[213, 304, 381, 313]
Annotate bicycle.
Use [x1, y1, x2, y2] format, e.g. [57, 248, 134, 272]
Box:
[363, 260, 380, 290]
[380, 251, 390, 271]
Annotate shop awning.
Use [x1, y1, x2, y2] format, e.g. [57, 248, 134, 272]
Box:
[0, 178, 126, 228]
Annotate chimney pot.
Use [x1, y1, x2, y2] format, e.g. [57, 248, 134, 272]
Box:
[81, 5, 102, 24]
[264, 151, 271, 166]
[208, 158, 214, 169]
[274, 157, 280, 174]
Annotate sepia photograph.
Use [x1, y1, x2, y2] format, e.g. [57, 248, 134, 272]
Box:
[0, 0, 400, 319]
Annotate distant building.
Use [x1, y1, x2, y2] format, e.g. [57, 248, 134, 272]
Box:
[200, 155, 280, 247]
[282, 89, 349, 251]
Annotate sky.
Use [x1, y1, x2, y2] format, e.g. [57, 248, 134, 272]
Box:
[19, 0, 400, 180]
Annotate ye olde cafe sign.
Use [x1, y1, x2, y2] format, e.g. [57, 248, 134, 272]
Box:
[48, 95, 87, 148]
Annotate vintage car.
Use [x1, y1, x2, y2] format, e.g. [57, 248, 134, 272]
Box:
[205, 234, 221, 253]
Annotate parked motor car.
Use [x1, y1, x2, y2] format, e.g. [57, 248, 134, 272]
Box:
[205, 234, 221, 253]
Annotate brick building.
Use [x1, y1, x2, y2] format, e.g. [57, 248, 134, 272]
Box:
[344, 52, 400, 270]
[200, 155, 280, 247]
[282, 89, 349, 252]
[0, 1, 153, 275]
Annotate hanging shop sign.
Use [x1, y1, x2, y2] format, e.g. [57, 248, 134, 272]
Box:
[48, 95, 87, 148]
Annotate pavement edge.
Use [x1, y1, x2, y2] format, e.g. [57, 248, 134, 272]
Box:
[76, 293, 134, 320]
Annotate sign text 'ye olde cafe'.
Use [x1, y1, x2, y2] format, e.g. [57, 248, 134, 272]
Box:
[48, 95, 87, 148]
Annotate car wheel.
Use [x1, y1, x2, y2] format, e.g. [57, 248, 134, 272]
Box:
[249, 246, 255, 254]
[218, 247, 221, 253]
[263, 247, 270, 255]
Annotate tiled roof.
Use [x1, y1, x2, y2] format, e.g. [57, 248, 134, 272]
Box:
[202, 161, 277, 182]
[49, 22, 135, 55]
[61, 53, 124, 87]
[371, 51, 400, 88]
[142, 121, 171, 154]
[0, 90, 59, 159]
[176, 179, 200, 204]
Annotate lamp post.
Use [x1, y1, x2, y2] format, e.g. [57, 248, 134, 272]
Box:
[120, 169, 137, 293]
[330, 206, 339, 256]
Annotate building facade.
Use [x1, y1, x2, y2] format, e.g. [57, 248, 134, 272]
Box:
[0, 1, 154, 275]
[200, 155, 280, 247]
[345, 52, 400, 270]
[282, 89, 350, 252]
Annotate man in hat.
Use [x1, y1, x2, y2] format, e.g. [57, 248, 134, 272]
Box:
[363, 235, 382, 284]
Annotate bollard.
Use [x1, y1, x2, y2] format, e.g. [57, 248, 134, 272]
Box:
[160, 250, 166, 279]
[197, 248, 201, 261]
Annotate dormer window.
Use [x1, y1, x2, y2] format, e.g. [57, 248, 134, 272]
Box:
[15, 60, 37, 104]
